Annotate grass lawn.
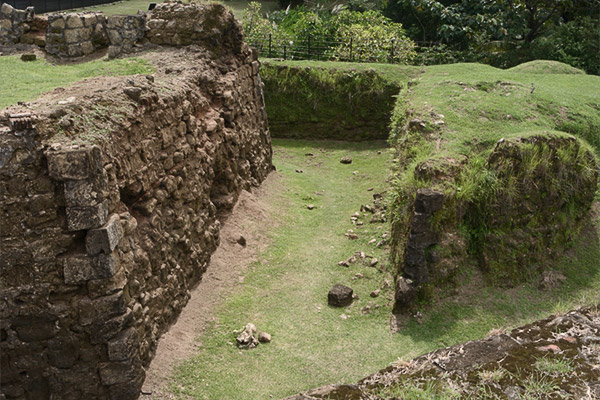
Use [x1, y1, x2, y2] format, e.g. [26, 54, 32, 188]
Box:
[55, 0, 279, 18]
[169, 138, 600, 400]
[0, 55, 153, 110]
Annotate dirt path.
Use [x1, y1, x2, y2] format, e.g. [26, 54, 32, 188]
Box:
[141, 172, 284, 399]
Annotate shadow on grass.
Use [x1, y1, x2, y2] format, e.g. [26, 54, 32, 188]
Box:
[272, 138, 389, 152]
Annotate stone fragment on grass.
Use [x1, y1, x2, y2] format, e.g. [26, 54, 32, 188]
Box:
[340, 156, 352, 164]
[258, 332, 271, 343]
[236, 323, 258, 349]
[539, 270, 566, 291]
[307, 204, 315, 210]
[328, 284, 353, 307]
[394, 277, 416, 313]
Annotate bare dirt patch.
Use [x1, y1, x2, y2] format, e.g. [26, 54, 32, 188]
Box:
[141, 172, 284, 399]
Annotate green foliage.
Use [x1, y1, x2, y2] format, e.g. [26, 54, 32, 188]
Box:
[242, 3, 416, 63]
[332, 10, 416, 63]
[383, 0, 599, 74]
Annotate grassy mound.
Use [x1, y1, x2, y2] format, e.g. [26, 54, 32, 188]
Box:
[0, 56, 153, 110]
[508, 60, 585, 75]
[388, 62, 599, 305]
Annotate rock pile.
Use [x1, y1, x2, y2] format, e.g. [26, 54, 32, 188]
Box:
[235, 323, 271, 349]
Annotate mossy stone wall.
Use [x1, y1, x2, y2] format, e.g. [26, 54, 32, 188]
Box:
[261, 63, 401, 141]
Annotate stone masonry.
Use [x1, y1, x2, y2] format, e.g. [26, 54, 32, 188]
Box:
[45, 12, 108, 57]
[0, 3, 34, 45]
[0, 3, 272, 399]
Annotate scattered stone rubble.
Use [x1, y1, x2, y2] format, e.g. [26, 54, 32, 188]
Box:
[235, 323, 271, 349]
[285, 306, 600, 399]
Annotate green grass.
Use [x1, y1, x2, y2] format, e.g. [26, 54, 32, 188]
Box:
[264, 59, 419, 85]
[170, 139, 600, 400]
[508, 60, 585, 75]
[534, 356, 574, 376]
[401, 62, 600, 156]
[56, 0, 279, 18]
[0, 56, 153, 109]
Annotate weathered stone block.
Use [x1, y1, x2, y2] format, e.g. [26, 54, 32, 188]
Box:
[80, 40, 95, 55]
[66, 15, 83, 28]
[64, 28, 79, 44]
[414, 188, 445, 214]
[79, 291, 126, 326]
[66, 199, 108, 231]
[87, 268, 127, 298]
[64, 179, 103, 207]
[12, 316, 57, 342]
[86, 214, 123, 255]
[98, 358, 140, 386]
[90, 309, 132, 344]
[63, 253, 115, 284]
[49, 17, 65, 29]
[328, 284, 353, 307]
[45, 145, 102, 181]
[47, 337, 79, 368]
[107, 327, 139, 361]
[107, 372, 145, 400]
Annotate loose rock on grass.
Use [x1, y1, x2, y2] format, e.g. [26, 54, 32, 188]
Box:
[328, 284, 354, 307]
[340, 156, 353, 164]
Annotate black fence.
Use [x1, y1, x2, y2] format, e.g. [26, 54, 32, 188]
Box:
[247, 34, 420, 64]
[1, 0, 117, 14]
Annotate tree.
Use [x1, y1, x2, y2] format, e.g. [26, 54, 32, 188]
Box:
[503, 0, 573, 41]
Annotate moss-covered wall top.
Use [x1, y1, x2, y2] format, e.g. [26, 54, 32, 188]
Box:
[261, 63, 402, 141]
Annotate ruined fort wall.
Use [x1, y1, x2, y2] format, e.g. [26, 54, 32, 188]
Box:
[0, 4, 272, 399]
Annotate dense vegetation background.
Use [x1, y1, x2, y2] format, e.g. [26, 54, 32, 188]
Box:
[242, 0, 599, 74]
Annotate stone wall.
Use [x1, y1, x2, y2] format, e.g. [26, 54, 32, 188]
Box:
[0, 5, 272, 400]
[391, 134, 598, 312]
[106, 14, 145, 58]
[45, 12, 108, 57]
[0, 3, 34, 45]
[260, 63, 401, 141]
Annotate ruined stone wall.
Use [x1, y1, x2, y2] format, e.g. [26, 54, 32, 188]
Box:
[0, 3, 34, 45]
[106, 14, 145, 58]
[0, 4, 272, 399]
[45, 12, 108, 57]
[391, 134, 598, 312]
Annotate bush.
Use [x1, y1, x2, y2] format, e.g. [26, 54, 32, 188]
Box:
[241, 3, 416, 64]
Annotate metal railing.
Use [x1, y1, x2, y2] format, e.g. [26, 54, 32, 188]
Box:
[247, 34, 421, 64]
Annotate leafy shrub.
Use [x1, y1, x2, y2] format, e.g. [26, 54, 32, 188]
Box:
[241, 2, 415, 63]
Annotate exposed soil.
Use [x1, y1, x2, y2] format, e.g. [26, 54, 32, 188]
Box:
[141, 172, 284, 399]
